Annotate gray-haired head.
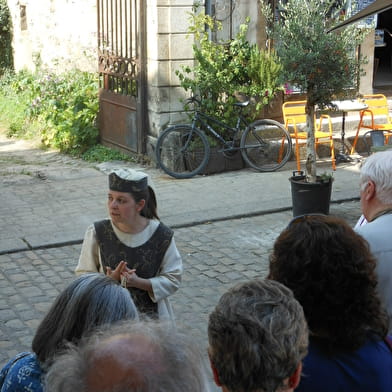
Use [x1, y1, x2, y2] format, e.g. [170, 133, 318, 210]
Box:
[360, 150, 392, 204]
[45, 320, 211, 392]
[32, 273, 138, 365]
[208, 279, 308, 392]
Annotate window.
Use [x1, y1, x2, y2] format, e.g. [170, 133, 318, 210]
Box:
[20, 5, 27, 31]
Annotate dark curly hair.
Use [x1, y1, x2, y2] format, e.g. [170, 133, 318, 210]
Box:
[268, 215, 388, 352]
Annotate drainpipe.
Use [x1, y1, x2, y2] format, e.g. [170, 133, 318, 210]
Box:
[205, 0, 212, 40]
[230, 0, 233, 40]
[205, 0, 212, 16]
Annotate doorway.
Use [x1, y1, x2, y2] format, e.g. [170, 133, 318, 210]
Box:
[373, 8, 392, 88]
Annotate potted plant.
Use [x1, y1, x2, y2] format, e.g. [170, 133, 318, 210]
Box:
[260, 0, 367, 215]
[175, 7, 285, 174]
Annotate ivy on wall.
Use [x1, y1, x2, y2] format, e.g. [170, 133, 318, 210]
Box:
[0, 0, 13, 74]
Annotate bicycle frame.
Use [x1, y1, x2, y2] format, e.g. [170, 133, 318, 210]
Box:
[156, 98, 293, 178]
[191, 110, 250, 152]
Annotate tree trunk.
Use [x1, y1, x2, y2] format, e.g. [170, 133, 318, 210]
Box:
[305, 102, 317, 183]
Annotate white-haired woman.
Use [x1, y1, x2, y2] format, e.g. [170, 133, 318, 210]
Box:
[75, 168, 182, 321]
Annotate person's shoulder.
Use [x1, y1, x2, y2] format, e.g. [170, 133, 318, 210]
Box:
[149, 219, 160, 229]
[157, 221, 174, 237]
[94, 219, 111, 229]
[4, 352, 40, 371]
[0, 352, 43, 391]
[84, 221, 108, 236]
[363, 337, 392, 358]
[357, 215, 392, 237]
[299, 338, 392, 391]
[1, 352, 33, 371]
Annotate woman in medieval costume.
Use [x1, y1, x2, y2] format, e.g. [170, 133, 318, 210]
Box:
[75, 168, 182, 321]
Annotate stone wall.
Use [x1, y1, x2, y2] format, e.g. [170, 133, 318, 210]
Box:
[7, 0, 97, 72]
[145, 0, 264, 158]
[214, 0, 262, 46]
[146, 0, 197, 141]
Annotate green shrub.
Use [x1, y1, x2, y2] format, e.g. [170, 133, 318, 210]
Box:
[0, 70, 33, 137]
[176, 8, 284, 130]
[0, 69, 100, 156]
[0, 0, 13, 74]
[81, 145, 137, 163]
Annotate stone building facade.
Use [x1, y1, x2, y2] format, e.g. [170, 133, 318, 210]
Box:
[6, 0, 376, 157]
[7, 0, 97, 73]
[7, 0, 208, 156]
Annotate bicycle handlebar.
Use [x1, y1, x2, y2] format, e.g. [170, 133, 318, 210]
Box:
[185, 96, 201, 105]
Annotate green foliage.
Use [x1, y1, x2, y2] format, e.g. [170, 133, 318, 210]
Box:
[37, 72, 99, 154]
[260, 0, 367, 180]
[0, 69, 99, 155]
[176, 9, 284, 129]
[0, 69, 146, 163]
[247, 46, 283, 108]
[0, 70, 34, 137]
[0, 0, 13, 74]
[81, 145, 137, 163]
[261, 0, 366, 107]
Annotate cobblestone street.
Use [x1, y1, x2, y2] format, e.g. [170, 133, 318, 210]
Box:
[0, 131, 364, 391]
[0, 201, 360, 368]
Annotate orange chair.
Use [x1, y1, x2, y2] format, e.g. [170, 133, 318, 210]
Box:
[282, 100, 336, 171]
[350, 94, 392, 154]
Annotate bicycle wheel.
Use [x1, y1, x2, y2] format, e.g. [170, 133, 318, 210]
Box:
[156, 125, 210, 179]
[240, 119, 292, 172]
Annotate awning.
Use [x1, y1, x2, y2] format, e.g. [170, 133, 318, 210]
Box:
[328, 0, 392, 32]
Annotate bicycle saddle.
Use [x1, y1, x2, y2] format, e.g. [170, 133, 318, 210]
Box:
[233, 101, 250, 107]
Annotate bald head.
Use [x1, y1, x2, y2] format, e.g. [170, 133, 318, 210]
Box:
[86, 334, 164, 391]
[45, 321, 211, 392]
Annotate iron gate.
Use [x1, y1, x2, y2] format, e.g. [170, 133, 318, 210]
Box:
[97, 0, 146, 153]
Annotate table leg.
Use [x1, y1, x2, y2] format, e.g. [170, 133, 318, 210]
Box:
[336, 111, 352, 164]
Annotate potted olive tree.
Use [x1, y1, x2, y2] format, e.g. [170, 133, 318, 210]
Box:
[260, 0, 367, 215]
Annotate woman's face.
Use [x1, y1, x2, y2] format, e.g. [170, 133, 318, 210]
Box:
[107, 190, 145, 226]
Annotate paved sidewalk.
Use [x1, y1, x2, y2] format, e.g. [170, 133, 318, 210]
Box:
[0, 143, 362, 254]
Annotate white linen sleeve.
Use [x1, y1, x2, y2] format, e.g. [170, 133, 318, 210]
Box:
[149, 237, 183, 303]
[75, 224, 104, 275]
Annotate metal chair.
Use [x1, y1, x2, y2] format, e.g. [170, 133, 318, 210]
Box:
[362, 130, 392, 155]
[350, 94, 392, 154]
[282, 100, 336, 171]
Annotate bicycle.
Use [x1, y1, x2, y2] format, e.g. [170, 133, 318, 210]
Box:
[155, 96, 292, 179]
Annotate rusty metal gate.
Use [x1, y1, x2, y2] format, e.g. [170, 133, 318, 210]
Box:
[97, 0, 146, 153]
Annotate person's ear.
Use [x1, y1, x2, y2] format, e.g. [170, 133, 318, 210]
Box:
[363, 180, 376, 201]
[288, 362, 302, 390]
[136, 199, 146, 212]
[208, 351, 222, 387]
